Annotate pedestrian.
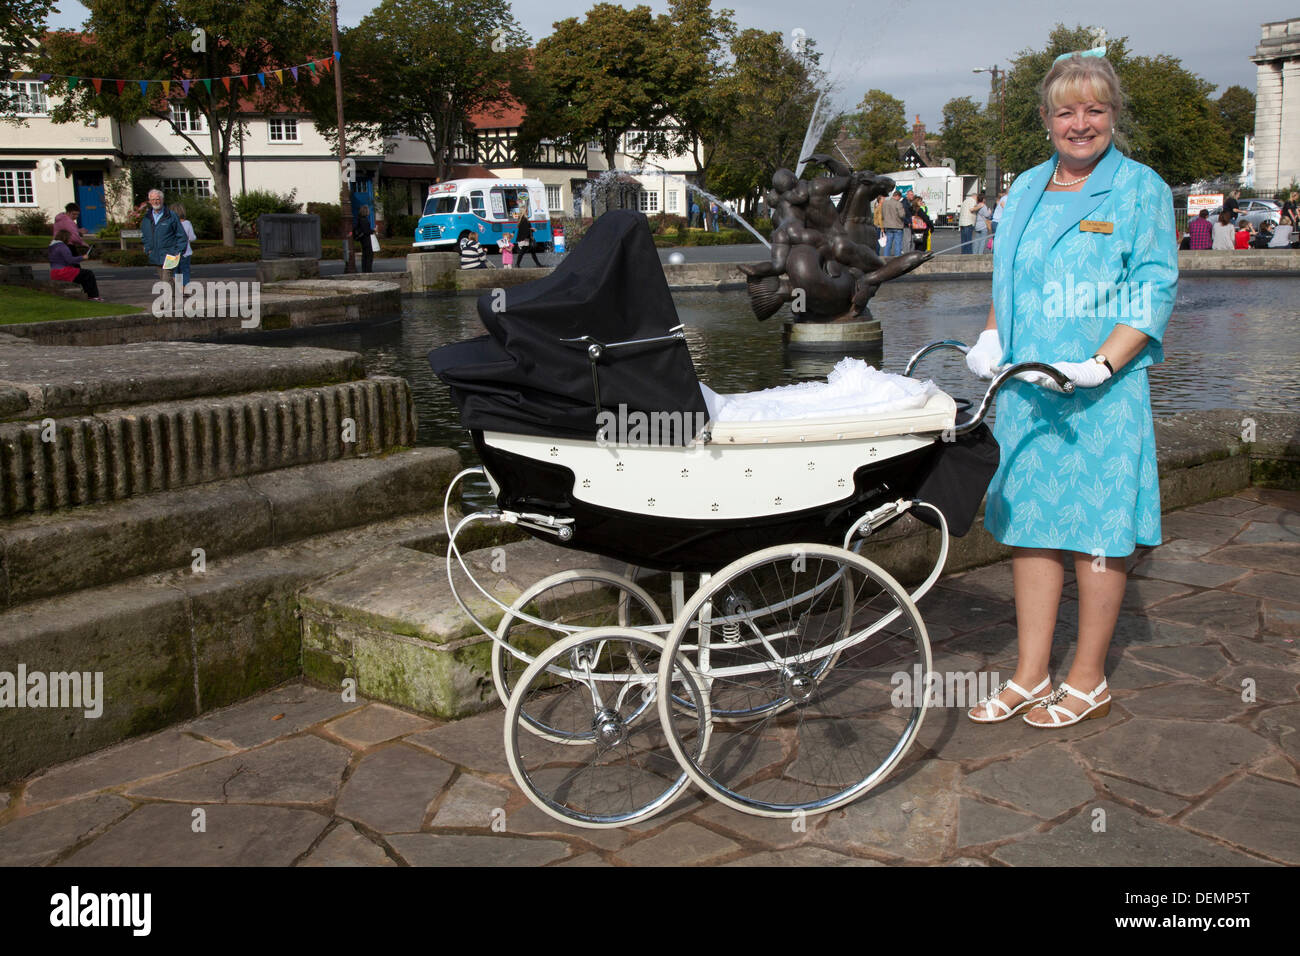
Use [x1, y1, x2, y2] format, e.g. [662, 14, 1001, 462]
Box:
[973, 192, 992, 251]
[353, 204, 375, 273]
[958, 191, 977, 253]
[52, 202, 89, 253]
[1187, 208, 1213, 249]
[709, 201, 719, 233]
[992, 191, 1008, 233]
[1211, 209, 1236, 250]
[1222, 188, 1241, 223]
[499, 230, 514, 269]
[514, 199, 543, 267]
[48, 228, 103, 300]
[964, 49, 1177, 728]
[910, 196, 933, 252]
[171, 203, 196, 288]
[458, 230, 489, 269]
[881, 188, 906, 256]
[1280, 191, 1298, 229]
[138, 188, 187, 283]
[689, 199, 699, 229]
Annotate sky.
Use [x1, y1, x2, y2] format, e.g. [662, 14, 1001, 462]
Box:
[45, 0, 1293, 131]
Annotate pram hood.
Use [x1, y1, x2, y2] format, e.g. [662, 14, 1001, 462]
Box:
[428, 209, 708, 441]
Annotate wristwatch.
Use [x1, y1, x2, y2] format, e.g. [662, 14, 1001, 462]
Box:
[1092, 353, 1114, 375]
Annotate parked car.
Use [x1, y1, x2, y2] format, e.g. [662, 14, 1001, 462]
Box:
[1209, 198, 1282, 230]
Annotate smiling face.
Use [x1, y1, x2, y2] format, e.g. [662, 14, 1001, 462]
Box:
[148, 190, 164, 210]
[1044, 84, 1113, 173]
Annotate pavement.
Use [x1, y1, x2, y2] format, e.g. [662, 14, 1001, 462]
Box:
[1, 485, 1295, 867]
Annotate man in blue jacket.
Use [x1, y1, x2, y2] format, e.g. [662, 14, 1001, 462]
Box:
[139, 188, 188, 282]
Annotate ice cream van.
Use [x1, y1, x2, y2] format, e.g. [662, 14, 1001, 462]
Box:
[413, 178, 553, 251]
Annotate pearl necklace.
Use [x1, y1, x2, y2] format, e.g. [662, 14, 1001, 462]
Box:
[1052, 160, 1091, 187]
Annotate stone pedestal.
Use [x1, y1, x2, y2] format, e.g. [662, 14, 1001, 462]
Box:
[782, 318, 883, 351]
[256, 257, 320, 283]
[406, 252, 460, 292]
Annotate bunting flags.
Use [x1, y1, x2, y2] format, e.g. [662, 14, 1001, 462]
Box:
[32, 52, 340, 100]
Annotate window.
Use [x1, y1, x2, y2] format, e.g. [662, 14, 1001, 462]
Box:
[470, 190, 486, 216]
[0, 169, 36, 206]
[268, 118, 299, 143]
[158, 178, 213, 197]
[1, 80, 48, 116]
[637, 189, 659, 214]
[666, 190, 680, 213]
[423, 196, 457, 216]
[456, 196, 469, 213]
[169, 105, 207, 133]
[545, 184, 562, 212]
[623, 130, 648, 154]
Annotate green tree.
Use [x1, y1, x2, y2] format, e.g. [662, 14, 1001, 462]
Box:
[844, 89, 906, 173]
[38, 0, 329, 245]
[938, 95, 990, 177]
[527, 3, 673, 171]
[656, 0, 736, 193]
[707, 28, 824, 200]
[1, 0, 55, 122]
[308, 0, 529, 182]
[995, 24, 1238, 186]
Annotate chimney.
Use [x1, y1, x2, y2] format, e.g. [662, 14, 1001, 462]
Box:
[912, 115, 925, 152]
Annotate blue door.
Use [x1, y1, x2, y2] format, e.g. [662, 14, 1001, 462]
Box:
[74, 172, 106, 233]
[351, 178, 375, 228]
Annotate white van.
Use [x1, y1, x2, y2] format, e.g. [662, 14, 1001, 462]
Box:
[413, 178, 553, 250]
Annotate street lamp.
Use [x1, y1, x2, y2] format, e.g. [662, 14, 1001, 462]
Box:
[972, 66, 1004, 196]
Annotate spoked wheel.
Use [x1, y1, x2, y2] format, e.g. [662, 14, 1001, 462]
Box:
[493, 569, 666, 741]
[657, 544, 930, 818]
[505, 628, 710, 829]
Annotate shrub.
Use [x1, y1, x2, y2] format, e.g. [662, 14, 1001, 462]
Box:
[190, 244, 260, 264]
[98, 248, 149, 266]
[306, 202, 342, 238]
[234, 188, 300, 232]
[384, 214, 418, 239]
[97, 221, 122, 239]
[180, 195, 223, 241]
[649, 213, 688, 235]
[14, 209, 51, 235]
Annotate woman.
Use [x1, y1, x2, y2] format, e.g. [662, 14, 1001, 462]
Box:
[963, 50, 1177, 727]
[171, 202, 196, 287]
[353, 204, 375, 274]
[48, 229, 103, 301]
[513, 200, 543, 267]
[1212, 209, 1236, 250]
[910, 197, 933, 252]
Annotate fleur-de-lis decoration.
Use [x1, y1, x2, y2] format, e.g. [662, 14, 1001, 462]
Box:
[549, 446, 558, 457]
[615, 461, 624, 472]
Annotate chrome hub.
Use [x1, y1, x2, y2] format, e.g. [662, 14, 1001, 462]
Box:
[593, 708, 628, 748]
[782, 668, 817, 704]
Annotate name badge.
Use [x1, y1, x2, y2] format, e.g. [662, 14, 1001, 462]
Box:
[1080, 220, 1113, 234]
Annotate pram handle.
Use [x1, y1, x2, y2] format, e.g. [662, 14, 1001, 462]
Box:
[904, 339, 1074, 435]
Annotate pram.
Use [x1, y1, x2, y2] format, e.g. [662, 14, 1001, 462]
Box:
[429, 210, 1071, 828]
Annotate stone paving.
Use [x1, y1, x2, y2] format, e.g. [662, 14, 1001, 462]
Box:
[1, 487, 1295, 866]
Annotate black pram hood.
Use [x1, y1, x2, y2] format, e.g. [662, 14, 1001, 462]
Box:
[428, 209, 707, 441]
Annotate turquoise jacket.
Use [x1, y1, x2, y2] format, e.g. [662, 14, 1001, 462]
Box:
[992, 144, 1178, 372]
[140, 205, 189, 267]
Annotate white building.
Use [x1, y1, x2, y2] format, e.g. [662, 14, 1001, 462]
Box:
[1251, 18, 1300, 193]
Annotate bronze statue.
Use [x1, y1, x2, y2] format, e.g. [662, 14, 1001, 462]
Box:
[740, 155, 931, 322]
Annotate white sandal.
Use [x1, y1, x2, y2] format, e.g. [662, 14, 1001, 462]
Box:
[1024, 679, 1111, 727]
[968, 676, 1052, 723]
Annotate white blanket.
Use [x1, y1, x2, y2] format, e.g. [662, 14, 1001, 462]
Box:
[702, 357, 939, 422]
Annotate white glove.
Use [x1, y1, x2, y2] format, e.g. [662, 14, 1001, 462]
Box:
[965, 329, 1003, 380]
[1024, 359, 1112, 392]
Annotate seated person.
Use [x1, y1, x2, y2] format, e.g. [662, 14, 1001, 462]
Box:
[48, 229, 103, 300]
[1234, 224, 1252, 249]
[458, 231, 488, 269]
[1267, 223, 1293, 249]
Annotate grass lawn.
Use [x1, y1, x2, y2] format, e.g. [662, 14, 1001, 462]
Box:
[0, 285, 143, 324]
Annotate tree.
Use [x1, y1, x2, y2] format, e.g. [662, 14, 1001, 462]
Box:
[843, 89, 906, 173]
[307, 0, 529, 182]
[995, 24, 1239, 186]
[656, 0, 736, 193]
[0, 0, 55, 122]
[38, 0, 330, 245]
[527, 3, 673, 171]
[938, 96, 990, 177]
[706, 28, 824, 201]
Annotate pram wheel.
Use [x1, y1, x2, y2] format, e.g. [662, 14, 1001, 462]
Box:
[493, 569, 667, 738]
[658, 544, 930, 818]
[505, 628, 710, 828]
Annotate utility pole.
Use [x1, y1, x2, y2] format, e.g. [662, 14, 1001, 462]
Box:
[330, 0, 355, 273]
[973, 65, 1003, 196]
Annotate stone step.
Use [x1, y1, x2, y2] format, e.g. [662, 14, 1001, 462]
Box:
[0, 446, 459, 609]
[0, 375, 416, 517]
[0, 508, 461, 785]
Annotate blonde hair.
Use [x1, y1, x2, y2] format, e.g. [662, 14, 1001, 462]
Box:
[170, 202, 187, 219]
[1040, 54, 1123, 121]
